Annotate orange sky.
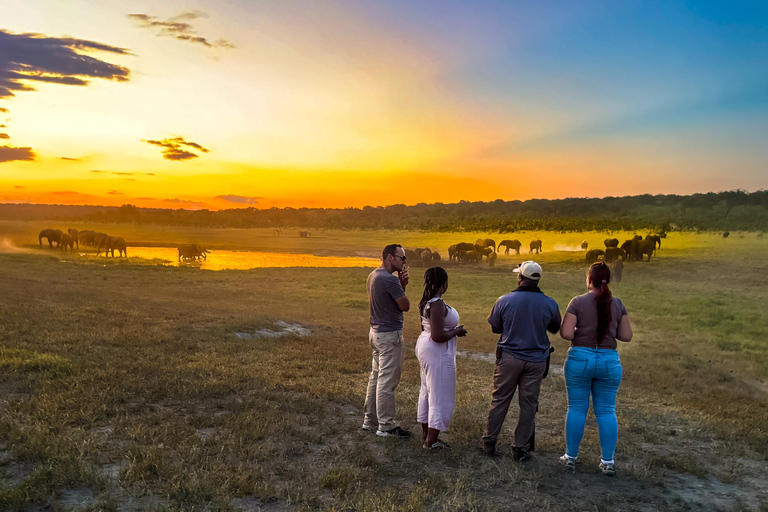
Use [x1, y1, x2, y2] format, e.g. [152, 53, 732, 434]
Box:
[1, 1, 766, 209]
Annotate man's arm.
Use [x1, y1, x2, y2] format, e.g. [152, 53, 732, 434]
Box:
[395, 295, 410, 312]
[547, 309, 562, 334]
[488, 300, 503, 333]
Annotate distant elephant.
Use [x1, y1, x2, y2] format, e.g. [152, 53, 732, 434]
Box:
[487, 252, 497, 267]
[414, 247, 431, 259]
[98, 236, 127, 257]
[645, 235, 661, 255]
[529, 239, 542, 254]
[67, 229, 80, 249]
[609, 259, 624, 283]
[93, 233, 109, 250]
[585, 249, 604, 263]
[475, 246, 493, 260]
[450, 242, 476, 262]
[405, 249, 418, 263]
[39, 228, 63, 248]
[604, 238, 619, 248]
[77, 230, 97, 246]
[581, 240, 588, 250]
[723, 231, 730, 238]
[431, 251, 441, 261]
[58, 233, 75, 252]
[178, 244, 206, 261]
[604, 247, 623, 263]
[498, 239, 522, 255]
[458, 249, 480, 263]
[620, 240, 634, 260]
[299, 231, 311, 238]
[474, 238, 496, 253]
[635, 239, 655, 262]
[421, 250, 433, 265]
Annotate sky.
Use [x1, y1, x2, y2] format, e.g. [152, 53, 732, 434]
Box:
[0, 0, 767, 210]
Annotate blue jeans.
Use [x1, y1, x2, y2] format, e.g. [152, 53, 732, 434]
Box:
[564, 346, 623, 461]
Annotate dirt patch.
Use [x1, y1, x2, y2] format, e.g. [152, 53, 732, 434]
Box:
[234, 321, 311, 339]
[58, 487, 96, 511]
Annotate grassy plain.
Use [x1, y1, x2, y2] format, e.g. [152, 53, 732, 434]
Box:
[1, 220, 768, 511]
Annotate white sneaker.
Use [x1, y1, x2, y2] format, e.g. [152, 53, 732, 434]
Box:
[599, 461, 616, 476]
[559, 454, 576, 471]
[361, 424, 375, 431]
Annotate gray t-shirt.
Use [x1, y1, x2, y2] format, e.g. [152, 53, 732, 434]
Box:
[368, 268, 406, 333]
[565, 293, 628, 349]
[487, 287, 561, 362]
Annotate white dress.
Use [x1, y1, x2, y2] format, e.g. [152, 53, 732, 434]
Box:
[416, 297, 459, 432]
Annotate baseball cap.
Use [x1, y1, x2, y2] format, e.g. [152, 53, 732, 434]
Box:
[513, 260, 542, 280]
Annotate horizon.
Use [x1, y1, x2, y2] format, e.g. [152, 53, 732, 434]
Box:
[2, 2, 767, 209]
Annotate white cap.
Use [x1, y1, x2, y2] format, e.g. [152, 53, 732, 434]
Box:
[513, 260, 542, 280]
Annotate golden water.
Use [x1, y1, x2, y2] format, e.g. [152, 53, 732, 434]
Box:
[118, 247, 380, 270]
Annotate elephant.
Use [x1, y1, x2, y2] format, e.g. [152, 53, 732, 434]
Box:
[67, 229, 80, 249]
[620, 240, 634, 260]
[299, 231, 311, 238]
[93, 233, 109, 250]
[475, 246, 494, 260]
[581, 240, 588, 250]
[474, 238, 496, 253]
[645, 235, 661, 255]
[58, 233, 75, 252]
[458, 249, 480, 263]
[585, 249, 604, 263]
[498, 239, 522, 255]
[487, 252, 497, 267]
[723, 231, 730, 238]
[529, 239, 542, 254]
[77, 230, 97, 246]
[98, 236, 127, 257]
[604, 238, 619, 248]
[178, 244, 206, 261]
[635, 239, 655, 262]
[450, 242, 476, 262]
[421, 250, 434, 265]
[39, 228, 63, 248]
[604, 247, 623, 263]
[609, 259, 623, 283]
[405, 249, 419, 263]
[431, 251, 441, 261]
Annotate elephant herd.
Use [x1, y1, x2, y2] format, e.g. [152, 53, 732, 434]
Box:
[38, 228, 127, 257]
[446, 238, 543, 265]
[585, 234, 664, 264]
[404, 247, 442, 266]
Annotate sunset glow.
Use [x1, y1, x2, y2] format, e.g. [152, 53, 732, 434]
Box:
[1, 1, 767, 209]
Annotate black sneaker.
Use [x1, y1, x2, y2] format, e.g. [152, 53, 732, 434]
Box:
[481, 443, 501, 457]
[512, 448, 532, 462]
[376, 426, 411, 438]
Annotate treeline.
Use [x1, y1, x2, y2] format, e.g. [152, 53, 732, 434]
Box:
[1, 190, 767, 232]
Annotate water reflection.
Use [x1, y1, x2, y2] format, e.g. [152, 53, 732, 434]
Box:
[125, 247, 379, 270]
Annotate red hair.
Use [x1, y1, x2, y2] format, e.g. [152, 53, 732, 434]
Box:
[588, 262, 613, 344]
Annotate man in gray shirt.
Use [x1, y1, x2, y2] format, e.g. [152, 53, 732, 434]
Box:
[363, 244, 411, 438]
[482, 260, 561, 460]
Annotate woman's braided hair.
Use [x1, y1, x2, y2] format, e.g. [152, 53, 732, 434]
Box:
[419, 266, 448, 318]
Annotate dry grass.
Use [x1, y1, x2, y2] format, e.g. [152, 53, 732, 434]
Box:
[1, 223, 768, 510]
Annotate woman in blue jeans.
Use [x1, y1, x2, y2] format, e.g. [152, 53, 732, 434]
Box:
[559, 262, 633, 476]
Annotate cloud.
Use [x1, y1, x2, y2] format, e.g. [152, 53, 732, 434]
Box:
[14, 185, 23, 188]
[0, 108, 7, 113]
[162, 197, 203, 208]
[0, 133, 8, 139]
[59, 156, 81, 161]
[107, 190, 123, 195]
[143, 136, 209, 161]
[128, 12, 235, 49]
[0, 146, 35, 162]
[89, 169, 156, 176]
[217, 194, 262, 204]
[0, 125, 6, 128]
[0, 29, 131, 100]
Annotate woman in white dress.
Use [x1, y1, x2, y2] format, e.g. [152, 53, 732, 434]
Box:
[416, 267, 468, 450]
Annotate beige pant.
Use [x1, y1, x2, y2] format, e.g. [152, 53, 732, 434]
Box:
[363, 329, 404, 431]
[483, 351, 546, 451]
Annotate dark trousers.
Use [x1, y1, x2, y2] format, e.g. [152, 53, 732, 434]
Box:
[483, 351, 546, 451]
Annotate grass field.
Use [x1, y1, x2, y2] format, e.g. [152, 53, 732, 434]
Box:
[1, 220, 768, 511]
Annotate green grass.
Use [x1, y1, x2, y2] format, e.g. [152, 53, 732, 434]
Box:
[1, 224, 768, 510]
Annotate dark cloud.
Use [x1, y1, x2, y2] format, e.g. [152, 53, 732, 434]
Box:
[0, 125, 6, 128]
[162, 197, 203, 208]
[89, 169, 155, 176]
[59, 156, 81, 161]
[0, 146, 35, 162]
[128, 12, 235, 49]
[107, 190, 123, 195]
[217, 194, 262, 204]
[143, 136, 209, 161]
[0, 108, 7, 113]
[0, 29, 131, 100]
[0, 133, 8, 139]
[89, 170, 105, 173]
[14, 185, 23, 188]
[136, 197, 155, 200]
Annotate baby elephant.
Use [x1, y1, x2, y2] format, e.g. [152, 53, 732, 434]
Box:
[585, 249, 604, 263]
[487, 252, 497, 267]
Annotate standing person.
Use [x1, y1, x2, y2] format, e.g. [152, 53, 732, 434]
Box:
[416, 267, 468, 450]
[482, 261, 561, 460]
[559, 262, 633, 476]
[363, 244, 412, 438]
